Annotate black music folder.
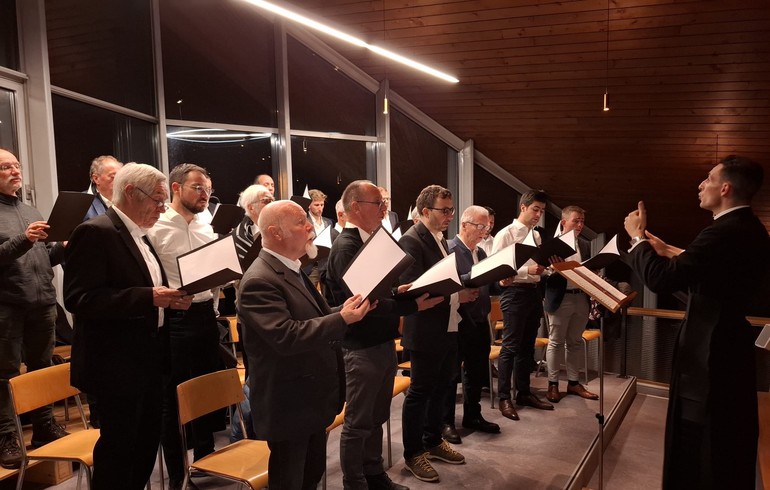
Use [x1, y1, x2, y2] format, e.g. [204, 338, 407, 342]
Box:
[531, 230, 577, 266]
[580, 234, 621, 271]
[397, 253, 464, 299]
[465, 243, 537, 288]
[45, 192, 95, 242]
[210, 204, 245, 235]
[177, 234, 243, 295]
[342, 226, 414, 301]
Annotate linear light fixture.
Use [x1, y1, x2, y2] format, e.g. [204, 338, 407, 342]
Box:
[243, 0, 459, 84]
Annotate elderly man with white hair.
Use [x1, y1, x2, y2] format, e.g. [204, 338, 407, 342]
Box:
[65, 163, 192, 490]
[234, 184, 274, 262]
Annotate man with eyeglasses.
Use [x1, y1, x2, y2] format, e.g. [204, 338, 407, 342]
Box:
[326, 180, 442, 490]
[398, 185, 479, 483]
[146, 163, 223, 490]
[492, 189, 553, 421]
[441, 205, 501, 444]
[0, 148, 69, 469]
[65, 163, 192, 489]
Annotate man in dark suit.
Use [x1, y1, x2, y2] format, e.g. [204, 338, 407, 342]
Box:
[623, 155, 770, 489]
[238, 200, 371, 490]
[543, 205, 599, 403]
[399, 185, 478, 483]
[84, 155, 122, 221]
[442, 205, 501, 443]
[64, 163, 192, 490]
[377, 186, 399, 232]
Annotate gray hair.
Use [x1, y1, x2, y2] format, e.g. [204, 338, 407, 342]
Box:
[341, 180, 376, 212]
[89, 155, 121, 179]
[335, 199, 344, 214]
[239, 184, 271, 210]
[460, 205, 488, 223]
[112, 163, 167, 207]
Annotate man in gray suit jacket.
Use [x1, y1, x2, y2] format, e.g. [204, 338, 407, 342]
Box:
[238, 200, 371, 490]
[623, 155, 770, 489]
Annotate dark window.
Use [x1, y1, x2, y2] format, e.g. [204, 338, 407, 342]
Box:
[166, 125, 273, 205]
[288, 36, 375, 136]
[45, 0, 155, 115]
[472, 165, 519, 234]
[390, 108, 449, 222]
[290, 136, 370, 221]
[0, 0, 19, 70]
[160, 0, 277, 127]
[0, 88, 18, 153]
[53, 95, 157, 192]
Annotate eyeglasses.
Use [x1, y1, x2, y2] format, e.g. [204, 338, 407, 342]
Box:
[258, 197, 274, 204]
[428, 207, 455, 216]
[356, 200, 385, 208]
[184, 184, 214, 195]
[0, 162, 21, 172]
[135, 187, 166, 209]
[464, 221, 491, 231]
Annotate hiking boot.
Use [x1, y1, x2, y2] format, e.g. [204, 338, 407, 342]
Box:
[0, 433, 22, 469]
[404, 452, 439, 482]
[31, 421, 69, 448]
[426, 440, 465, 464]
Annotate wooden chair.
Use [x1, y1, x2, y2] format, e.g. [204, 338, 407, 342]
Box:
[7, 363, 100, 490]
[176, 369, 269, 489]
[386, 376, 411, 468]
[582, 330, 601, 384]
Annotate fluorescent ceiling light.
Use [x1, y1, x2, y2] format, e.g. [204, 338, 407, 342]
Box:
[167, 128, 272, 143]
[244, 0, 459, 84]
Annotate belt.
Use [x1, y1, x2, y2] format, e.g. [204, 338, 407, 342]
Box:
[512, 282, 538, 289]
[564, 289, 584, 294]
[186, 299, 215, 311]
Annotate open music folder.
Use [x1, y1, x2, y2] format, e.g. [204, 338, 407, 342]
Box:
[177, 234, 243, 295]
[551, 260, 636, 313]
[397, 253, 464, 299]
[580, 234, 621, 271]
[342, 226, 415, 301]
[45, 191, 95, 242]
[465, 242, 537, 288]
[209, 203, 245, 235]
[531, 229, 577, 266]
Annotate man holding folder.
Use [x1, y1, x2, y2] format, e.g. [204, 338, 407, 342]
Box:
[326, 180, 441, 490]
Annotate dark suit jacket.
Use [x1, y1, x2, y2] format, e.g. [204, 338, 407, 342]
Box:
[399, 221, 454, 353]
[387, 211, 399, 232]
[326, 227, 417, 349]
[447, 236, 491, 325]
[238, 250, 347, 441]
[85, 192, 108, 221]
[64, 208, 167, 397]
[544, 239, 591, 313]
[624, 207, 770, 489]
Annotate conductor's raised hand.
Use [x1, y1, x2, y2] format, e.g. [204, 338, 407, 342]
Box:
[624, 200, 647, 239]
[340, 294, 372, 324]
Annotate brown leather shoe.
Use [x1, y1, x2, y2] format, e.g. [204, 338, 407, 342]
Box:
[498, 399, 519, 420]
[546, 384, 561, 403]
[567, 383, 599, 400]
[516, 393, 554, 411]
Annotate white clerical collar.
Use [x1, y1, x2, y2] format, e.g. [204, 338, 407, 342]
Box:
[713, 205, 749, 220]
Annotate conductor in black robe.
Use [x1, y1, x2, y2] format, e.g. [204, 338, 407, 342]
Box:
[622, 155, 770, 489]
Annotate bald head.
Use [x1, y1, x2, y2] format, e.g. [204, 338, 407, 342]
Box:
[259, 200, 314, 260]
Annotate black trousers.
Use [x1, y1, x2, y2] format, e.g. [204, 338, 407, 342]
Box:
[92, 382, 162, 490]
[498, 286, 542, 400]
[160, 302, 223, 483]
[401, 338, 458, 459]
[443, 319, 491, 424]
[267, 430, 327, 490]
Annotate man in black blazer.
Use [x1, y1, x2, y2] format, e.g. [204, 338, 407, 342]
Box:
[238, 200, 371, 490]
[399, 185, 478, 483]
[65, 163, 192, 490]
[84, 155, 122, 221]
[623, 155, 770, 489]
[443, 205, 501, 442]
[543, 205, 599, 403]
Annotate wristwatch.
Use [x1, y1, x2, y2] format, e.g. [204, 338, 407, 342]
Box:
[630, 235, 645, 246]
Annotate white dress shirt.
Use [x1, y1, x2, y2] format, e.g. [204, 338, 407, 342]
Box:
[492, 218, 542, 283]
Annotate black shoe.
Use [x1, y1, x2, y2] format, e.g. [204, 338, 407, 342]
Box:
[31, 421, 69, 448]
[441, 424, 462, 444]
[0, 433, 22, 469]
[462, 417, 500, 433]
[366, 472, 410, 490]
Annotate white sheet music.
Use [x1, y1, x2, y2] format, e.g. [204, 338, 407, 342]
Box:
[343, 228, 408, 299]
[470, 243, 515, 280]
[178, 234, 242, 287]
[409, 254, 461, 291]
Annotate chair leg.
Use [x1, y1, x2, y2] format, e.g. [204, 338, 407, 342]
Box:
[488, 360, 494, 408]
[386, 418, 392, 468]
[583, 338, 589, 385]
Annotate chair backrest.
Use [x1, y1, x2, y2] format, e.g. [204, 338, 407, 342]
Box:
[177, 369, 245, 426]
[8, 363, 79, 415]
[489, 296, 503, 339]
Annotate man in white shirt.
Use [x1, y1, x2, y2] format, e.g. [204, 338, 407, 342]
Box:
[492, 189, 553, 421]
[478, 206, 496, 256]
[146, 163, 221, 490]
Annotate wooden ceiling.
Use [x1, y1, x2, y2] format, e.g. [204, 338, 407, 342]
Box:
[287, 0, 770, 246]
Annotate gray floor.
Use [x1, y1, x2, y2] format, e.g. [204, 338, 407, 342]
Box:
[13, 373, 669, 490]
